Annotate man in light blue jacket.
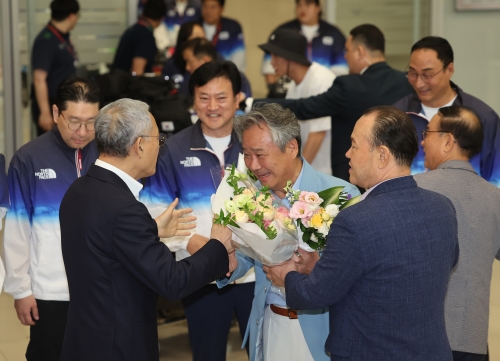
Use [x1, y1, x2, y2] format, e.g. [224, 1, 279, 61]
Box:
[218, 103, 359, 361]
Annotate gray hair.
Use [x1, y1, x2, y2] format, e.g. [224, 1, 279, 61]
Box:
[95, 98, 152, 158]
[234, 103, 302, 155]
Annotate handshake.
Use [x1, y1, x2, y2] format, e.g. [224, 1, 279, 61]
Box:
[154, 198, 237, 274]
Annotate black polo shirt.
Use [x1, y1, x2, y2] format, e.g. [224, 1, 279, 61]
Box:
[112, 22, 157, 73]
[32, 23, 77, 97]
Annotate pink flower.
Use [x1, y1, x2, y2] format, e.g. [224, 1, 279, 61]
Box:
[275, 206, 290, 221]
[289, 201, 313, 219]
[299, 191, 323, 206]
[263, 220, 273, 229]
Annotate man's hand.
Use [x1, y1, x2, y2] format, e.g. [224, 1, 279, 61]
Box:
[155, 198, 196, 238]
[292, 248, 320, 275]
[263, 259, 297, 288]
[210, 224, 234, 252]
[14, 295, 39, 326]
[187, 234, 209, 255]
[227, 250, 238, 277]
[38, 112, 54, 131]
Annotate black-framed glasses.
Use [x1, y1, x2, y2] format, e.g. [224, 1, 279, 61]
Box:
[421, 130, 449, 140]
[139, 133, 167, 146]
[60, 112, 95, 131]
[406, 67, 445, 82]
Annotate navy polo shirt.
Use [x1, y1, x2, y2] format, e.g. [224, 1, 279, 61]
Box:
[32, 23, 77, 97]
[113, 22, 157, 74]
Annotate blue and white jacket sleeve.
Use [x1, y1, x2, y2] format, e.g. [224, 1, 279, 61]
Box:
[3, 155, 34, 299]
[140, 146, 188, 253]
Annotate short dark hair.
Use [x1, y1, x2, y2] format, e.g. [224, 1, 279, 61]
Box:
[363, 105, 418, 167]
[184, 38, 217, 61]
[411, 36, 454, 68]
[174, 21, 204, 70]
[295, 0, 322, 19]
[202, 0, 225, 7]
[50, 0, 80, 21]
[350, 24, 385, 53]
[437, 106, 483, 159]
[295, 0, 320, 4]
[142, 0, 167, 21]
[55, 76, 101, 112]
[188, 61, 241, 96]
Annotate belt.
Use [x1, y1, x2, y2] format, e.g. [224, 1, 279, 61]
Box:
[270, 304, 298, 319]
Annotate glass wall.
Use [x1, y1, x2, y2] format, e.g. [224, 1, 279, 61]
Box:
[336, 0, 431, 71]
[17, 0, 129, 142]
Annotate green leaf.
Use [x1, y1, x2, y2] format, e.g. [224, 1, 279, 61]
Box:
[339, 195, 361, 210]
[318, 186, 345, 207]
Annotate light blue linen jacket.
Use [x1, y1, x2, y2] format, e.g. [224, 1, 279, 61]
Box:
[217, 159, 359, 361]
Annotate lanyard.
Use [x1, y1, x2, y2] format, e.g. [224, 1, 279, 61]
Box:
[137, 18, 153, 32]
[46, 24, 77, 60]
[75, 149, 82, 178]
[211, 22, 223, 46]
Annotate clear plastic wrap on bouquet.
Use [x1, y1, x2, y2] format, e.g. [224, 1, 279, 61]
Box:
[212, 166, 299, 266]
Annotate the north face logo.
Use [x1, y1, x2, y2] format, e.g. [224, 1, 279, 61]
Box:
[180, 157, 201, 167]
[35, 169, 57, 179]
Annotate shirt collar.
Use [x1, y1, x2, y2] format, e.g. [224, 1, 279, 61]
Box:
[95, 159, 143, 199]
[274, 159, 305, 208]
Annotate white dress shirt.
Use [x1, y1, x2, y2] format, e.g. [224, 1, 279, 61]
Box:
[95, 160, 143, 200]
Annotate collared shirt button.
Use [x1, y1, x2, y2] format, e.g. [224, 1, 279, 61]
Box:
[264, 288, 267, 292]
[256, 320, 259, 325]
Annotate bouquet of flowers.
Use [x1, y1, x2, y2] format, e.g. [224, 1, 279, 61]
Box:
[284, 182, 360, 251]
[212, 165, 299, 265]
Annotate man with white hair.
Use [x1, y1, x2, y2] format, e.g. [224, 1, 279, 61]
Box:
[59, 98, 235, 361]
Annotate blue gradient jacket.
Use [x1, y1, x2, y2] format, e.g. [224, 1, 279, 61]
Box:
[141, 120, 243, 260]
[3, 127, 98, 300]
[203, 17, 246, 72]
[394, 81, 500, 187]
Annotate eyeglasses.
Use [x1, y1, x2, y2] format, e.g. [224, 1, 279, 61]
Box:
[60, 112, 95, 131]
[139, 133, 167, 147]
[406, 67, 445, 82]
[421, 130, 449, 140]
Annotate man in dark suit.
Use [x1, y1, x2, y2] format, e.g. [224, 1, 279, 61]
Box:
[59, 98, 235, 361]
[243, 24, 414, 182]
[265, 106, 459, 360]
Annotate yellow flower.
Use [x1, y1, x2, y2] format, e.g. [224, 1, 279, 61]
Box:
[311, 213, 324, 229]
[320, 209, 330, 221]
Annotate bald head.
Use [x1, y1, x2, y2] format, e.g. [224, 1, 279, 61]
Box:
[438, 106, 483, 159]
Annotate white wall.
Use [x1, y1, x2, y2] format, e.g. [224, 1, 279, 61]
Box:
[434, 1, 500, 114]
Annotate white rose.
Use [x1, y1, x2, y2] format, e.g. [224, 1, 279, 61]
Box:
[257, 193, 273, 207]
[234, 210, 249, 223]
[225, 200, 237, 213]
[233, 194, 253, 209]
[325, 204, 340, 218]
[318, 223, 329, 237]
[262, 207, 275, 221]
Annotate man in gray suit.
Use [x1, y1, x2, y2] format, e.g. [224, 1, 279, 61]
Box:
[415, 105, 500, 361]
